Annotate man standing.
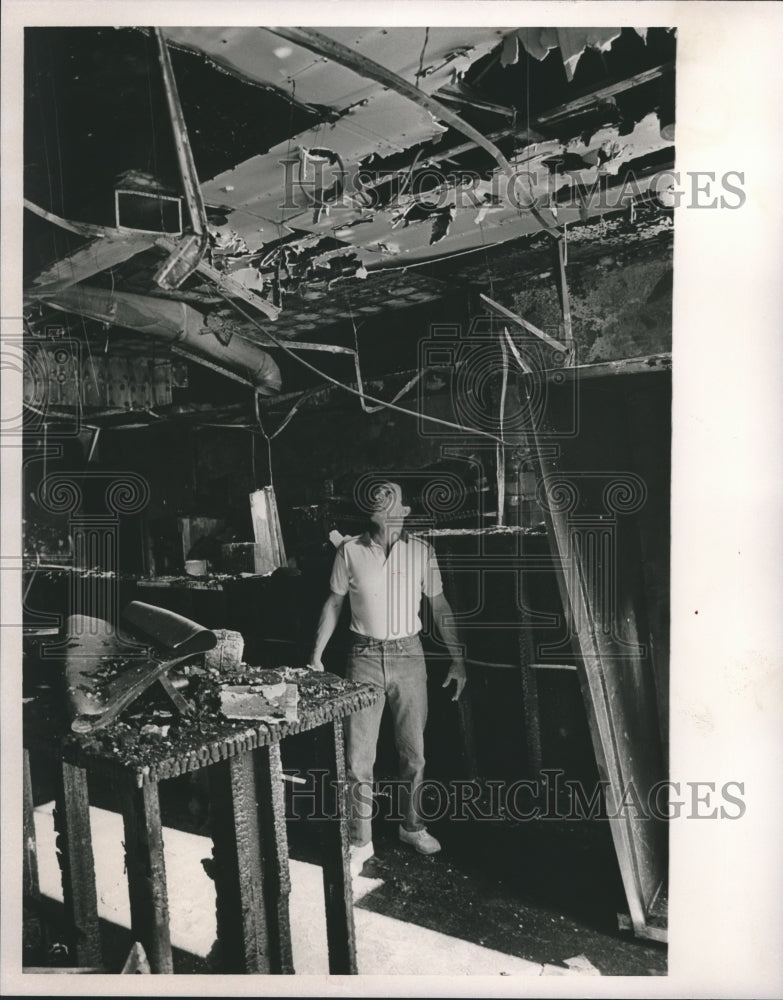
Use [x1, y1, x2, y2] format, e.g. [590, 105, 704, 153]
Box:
[309, 480, 466, 875]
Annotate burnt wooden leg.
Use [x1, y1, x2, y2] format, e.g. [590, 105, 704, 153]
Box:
[118, 777, 173, 973]
[52, 761, 102, 967]
[23, 748, 50, 962]
[313, 720, 357, 975]
[208, 750, 272, 973]
[254, 743, 294, 974]
[23, 750, 40, 900]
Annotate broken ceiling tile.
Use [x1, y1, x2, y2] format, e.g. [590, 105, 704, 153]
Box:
[515, 26, 624, 81]
[430, 205, 456, 245]
[556, 28, 623, 81]
[210, 226, 250, 256]
[500, 32, 520, 67]
[29, 234, 156, 293]
[228, 267, 265, 293]
[516, 27, 560, 62]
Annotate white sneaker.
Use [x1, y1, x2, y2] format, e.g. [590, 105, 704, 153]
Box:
[398, 825, 441, 855]
[349, 840, 374, 877]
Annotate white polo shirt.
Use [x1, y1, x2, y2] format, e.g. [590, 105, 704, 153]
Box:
[329, 532, 443, 640]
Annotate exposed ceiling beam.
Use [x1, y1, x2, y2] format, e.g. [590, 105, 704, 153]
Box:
[26, 234, 156, 297]
[553, 239, 574, 365]
[154, 235, 281, 321]
[24, 198, 109, 239]
[536, 62, 674, 126]
[153, 28, 209, 288]
[437, 85, 517, 119]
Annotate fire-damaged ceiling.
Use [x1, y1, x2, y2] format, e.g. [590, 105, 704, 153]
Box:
[23, 25, 676, 424]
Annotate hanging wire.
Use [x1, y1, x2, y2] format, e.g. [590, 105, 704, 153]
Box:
[477, 212, 495, 300]
[214, 285, 510, 445]
[416, 28, 430, 87]
[364, 241, 500, 273]
[342, 290, 426, 414]
[525, 30, 531, 151]
[252, 386, 319, 489]
[257, 420, 274, 490]
[144, 30, 166, 232]
[34, 45, 59, 272]
[495, 326, 509, 527]
[250, 425, 257, 487]
[47, 34, 67, 218]
[103, 292, 113, 353]
[277, 77, 298, 245]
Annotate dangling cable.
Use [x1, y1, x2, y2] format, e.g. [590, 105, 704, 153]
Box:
[496, 327, 509, 526]
[344, 292, 426, 414]
[215, 286, 509, 444]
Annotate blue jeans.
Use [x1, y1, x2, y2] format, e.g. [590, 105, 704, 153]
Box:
[344, 632, 428, 847]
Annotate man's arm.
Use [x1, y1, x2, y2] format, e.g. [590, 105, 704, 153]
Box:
[308, 591, 346, 671]
[428, 591, 467, 701]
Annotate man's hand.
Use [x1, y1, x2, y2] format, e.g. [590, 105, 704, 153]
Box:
[308, 591, 345, 673]
[429, 592, 467, 701]
[442, 657, 467, 701]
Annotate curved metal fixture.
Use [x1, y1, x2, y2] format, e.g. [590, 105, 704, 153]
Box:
[36, 285, 282, 395]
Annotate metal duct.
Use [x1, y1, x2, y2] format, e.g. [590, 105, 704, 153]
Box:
[35, 285, 282, 395]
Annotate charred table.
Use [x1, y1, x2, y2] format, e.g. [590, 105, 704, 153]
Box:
[24, 668, 382, 975]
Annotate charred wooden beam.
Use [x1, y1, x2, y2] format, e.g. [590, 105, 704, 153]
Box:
[536, 63, 675, 126]
[437, 85, 517, 119]
[52, 761, 102, 968]
[153, 29, 209, 288]
[23, 750, 41, 901]
[207, 750, 275, 973]
[312, 721, 358, 975]
[24, 198, 110, 238]
[254, 743, 294, 974]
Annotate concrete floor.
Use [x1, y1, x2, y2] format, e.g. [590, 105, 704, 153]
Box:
[30, 801, 665, 976]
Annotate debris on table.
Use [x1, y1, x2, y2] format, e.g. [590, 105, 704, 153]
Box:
[26, 664, 382, 783]
[140, 722, 171, 738]
[219, 671, 298, 723]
